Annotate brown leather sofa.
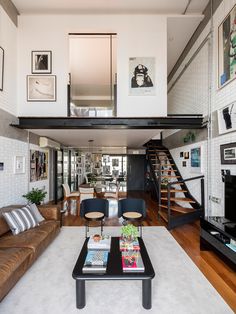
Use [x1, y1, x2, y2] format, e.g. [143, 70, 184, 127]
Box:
[0, 204, 61, 301]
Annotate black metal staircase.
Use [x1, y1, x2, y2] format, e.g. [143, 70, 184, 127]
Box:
[146, 140, 204, 230]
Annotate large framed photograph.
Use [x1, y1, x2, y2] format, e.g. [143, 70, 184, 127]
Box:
[27, 75, 56, 101]
[220, 142, 236, 164]
[217, 102, 236, 134]
[129, 57, 155, 96]
[218, 4, 236, 88]
[32, 51, 52, 74]
[0, 47, 4, 91]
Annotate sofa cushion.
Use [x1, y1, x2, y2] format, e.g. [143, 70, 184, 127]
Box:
[0, 247, 33, 301]
[2, 207, 38, 235]
[0, 221, 60, 260]
[28, 203, 45, 223]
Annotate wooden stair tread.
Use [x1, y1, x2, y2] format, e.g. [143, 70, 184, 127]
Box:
[160, 197, 196, 203]
[159, 204, 195, 214]
[160, 175, 181, 178]
[161, 189, 187, 193]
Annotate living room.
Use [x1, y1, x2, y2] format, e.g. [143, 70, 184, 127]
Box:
[0, 0, 236, 313]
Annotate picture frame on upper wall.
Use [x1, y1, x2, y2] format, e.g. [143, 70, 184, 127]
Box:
[217, 102, 236, 134]
[0, 47, 4, 91]
[218, 4, 236, 88]
[190, 147, 201, 173]
[27, 75, 56, 102]
[129, 57, 155, 96]
[31, 51, 52, 74]
[220, 142, 236, 164]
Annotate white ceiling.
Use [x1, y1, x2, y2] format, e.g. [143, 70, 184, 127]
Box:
[30, 129, 162, 150]
[11, 0, 208, 149]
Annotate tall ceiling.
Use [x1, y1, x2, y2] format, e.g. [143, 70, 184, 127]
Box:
[10, 0, 209, 149]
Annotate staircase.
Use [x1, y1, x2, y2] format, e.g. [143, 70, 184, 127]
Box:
[146, 140, 204, 230]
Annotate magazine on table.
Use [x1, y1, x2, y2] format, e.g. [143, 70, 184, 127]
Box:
[121, 251, 144, 272]
[87, 234, 111, 251]
[82, 250, 109, 273]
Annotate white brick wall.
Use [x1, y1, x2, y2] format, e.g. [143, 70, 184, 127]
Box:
[0, 136, 28, 207]
[0, 136, 50, 207]
[166, 0, 236, 217]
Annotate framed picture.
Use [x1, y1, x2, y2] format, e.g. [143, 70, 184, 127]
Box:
[30, 150, 48, 181]
[217, 102, 236, 134]
[218, 4, 236, 88]
[14, 156, 26, 174]
[180, 152, 183, 158]
[220, 142, 236, 164]
[184, 152, 189, 159]
[182, 161, 187, 167]
[129, 57, 155, 96]
[27, 75, 56, 101]
[0, 47, 4, 91]
[32, 51, 52, 74]
[190, 147, 201, 173]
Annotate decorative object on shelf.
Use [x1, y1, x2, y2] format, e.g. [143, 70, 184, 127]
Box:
[31, 50, 52, 74]
[129, 57, 155, 96]
[13, 156, 26, 174]
[0, 47, 4, 91]
[121, 223, 139, 242]
[190, 147, 201, 173]
[220, 142, 236, 164]
[27, 75, 56, 101]
[218, 4, 236, 88]
[183, 131, 195, 143]
[217, 102, 236, 135]
[22, 188, 47, 205]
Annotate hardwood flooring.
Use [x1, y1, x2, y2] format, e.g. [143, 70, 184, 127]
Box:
[60, 191, 236, 312]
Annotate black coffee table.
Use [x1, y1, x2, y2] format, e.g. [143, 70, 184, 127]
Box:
[72, 237, 155, 310]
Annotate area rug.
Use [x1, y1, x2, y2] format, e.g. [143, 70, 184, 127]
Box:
[0, 227, 232, 314]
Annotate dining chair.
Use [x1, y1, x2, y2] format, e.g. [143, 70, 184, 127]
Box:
[118, 198, 146, 237]
[62, 183, 80, 202]
[79, 187, 95, 203]
[80, 198, 109, 237]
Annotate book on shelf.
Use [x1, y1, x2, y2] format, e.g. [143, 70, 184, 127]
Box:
[82, 250, 109, 273]
[87, 234, 111, 251]
[119, 237, 140, 251]
[121, 251, 144, 272]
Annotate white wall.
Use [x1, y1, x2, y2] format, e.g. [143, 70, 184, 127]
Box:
[0, 7, 17, 115]
[0, 136, 28, 207]
[165, 0, 236, 217]
[17, 14, 167, 117]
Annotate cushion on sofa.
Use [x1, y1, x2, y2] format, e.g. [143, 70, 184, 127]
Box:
[2, 207, 38, 235]
[0, 247, 33, 301]
[28, 203, 45, 223]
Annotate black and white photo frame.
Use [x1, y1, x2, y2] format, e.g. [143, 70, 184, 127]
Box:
[31, 51, 52, 74]
[27, 75, 56, 101]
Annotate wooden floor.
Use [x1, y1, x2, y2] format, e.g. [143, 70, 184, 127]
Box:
[61, 191, 236, 312]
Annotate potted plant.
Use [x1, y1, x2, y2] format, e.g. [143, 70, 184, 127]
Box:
[22, 188, 47, 205]
[121, 223, 139, 242]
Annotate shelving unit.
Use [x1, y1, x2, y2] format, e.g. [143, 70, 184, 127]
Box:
[200, 217, 236, 270]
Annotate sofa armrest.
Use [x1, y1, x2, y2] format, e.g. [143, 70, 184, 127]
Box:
[38, 205, 60, 221]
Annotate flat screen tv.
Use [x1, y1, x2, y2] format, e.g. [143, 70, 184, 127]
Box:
[225, 175, 236, 222]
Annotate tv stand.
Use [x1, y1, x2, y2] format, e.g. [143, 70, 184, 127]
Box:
[200, 217, 236, 270]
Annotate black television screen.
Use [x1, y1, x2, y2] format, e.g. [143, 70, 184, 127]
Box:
[225, 175, 236, 222]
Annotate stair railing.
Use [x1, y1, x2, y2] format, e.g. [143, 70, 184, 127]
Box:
[167, 175, 205, 223]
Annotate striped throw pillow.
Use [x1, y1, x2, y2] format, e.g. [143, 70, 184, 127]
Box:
[2, 207, 39, 235]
